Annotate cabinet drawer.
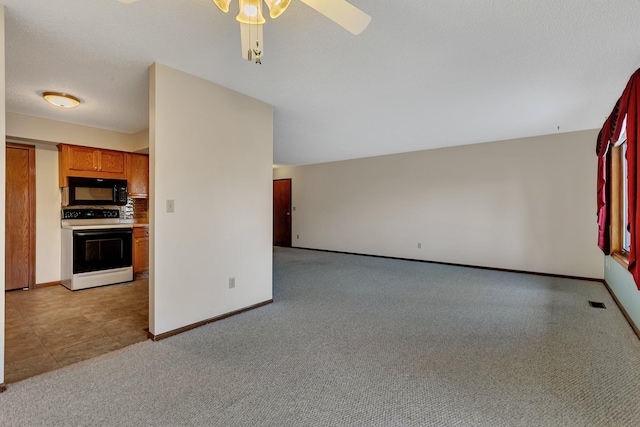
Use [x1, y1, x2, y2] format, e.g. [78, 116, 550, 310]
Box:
[134, 227, 150, 238]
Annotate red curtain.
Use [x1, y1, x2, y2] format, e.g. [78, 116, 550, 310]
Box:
[596, 133, 611, 254]
[597, 68, 640, 290]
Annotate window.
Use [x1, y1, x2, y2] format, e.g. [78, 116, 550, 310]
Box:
[611, 140, 631, 266]
[622, 142, 631, 253]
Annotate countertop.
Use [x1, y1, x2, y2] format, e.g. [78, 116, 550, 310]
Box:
[119, 220, 149, 228]
[61, 223, 134, 230]
[61, 220, 149, 230]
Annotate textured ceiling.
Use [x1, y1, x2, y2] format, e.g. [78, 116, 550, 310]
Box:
[4, 0, 640, 165]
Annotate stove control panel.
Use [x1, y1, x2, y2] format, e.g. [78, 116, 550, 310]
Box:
[62, 208, 121, 220]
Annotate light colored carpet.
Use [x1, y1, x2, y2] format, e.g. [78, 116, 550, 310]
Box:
[1, 248, 639, 426]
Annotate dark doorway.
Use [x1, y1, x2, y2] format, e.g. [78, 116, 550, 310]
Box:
[273, 179, 292, 247]
[5, 143, 36, 291]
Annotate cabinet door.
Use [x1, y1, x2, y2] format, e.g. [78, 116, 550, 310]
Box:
[58, 144, 128, 186]
[68, 146, 98, 172]
[98, 150, 126, 173]
[133, 228, 149, 277]
[127, 154, 149, 197]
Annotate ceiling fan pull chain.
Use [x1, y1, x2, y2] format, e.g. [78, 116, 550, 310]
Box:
[253, 41, 262, 64]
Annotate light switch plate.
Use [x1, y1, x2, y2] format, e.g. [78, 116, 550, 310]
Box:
[166, 199, 175, 213]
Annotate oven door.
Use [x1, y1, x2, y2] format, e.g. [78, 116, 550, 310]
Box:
[73, 228, 133, 274]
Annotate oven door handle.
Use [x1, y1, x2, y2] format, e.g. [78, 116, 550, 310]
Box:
[74, 229, 133, 238]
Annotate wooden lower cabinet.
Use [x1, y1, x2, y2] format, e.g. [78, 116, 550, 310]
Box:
[133, 227, 149, 279]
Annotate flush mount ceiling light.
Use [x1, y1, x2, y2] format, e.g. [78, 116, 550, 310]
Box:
[42, 92, 81, 108]
[119, 0, 371, 64]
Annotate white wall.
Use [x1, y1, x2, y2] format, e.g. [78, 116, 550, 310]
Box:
[130, 128, 149, 152]
[1, 4, 7, 386]
[6, 113, 141, 152]
[34, 143, 61, 283]
[274, 130, 603, 279]
[149, 63, 273, 336]
[605, 257, 640, 330]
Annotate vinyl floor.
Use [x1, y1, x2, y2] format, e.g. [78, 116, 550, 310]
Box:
[4, 280, 148, 383]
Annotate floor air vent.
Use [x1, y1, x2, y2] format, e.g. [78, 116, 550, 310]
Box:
[589, 301, 606, 309]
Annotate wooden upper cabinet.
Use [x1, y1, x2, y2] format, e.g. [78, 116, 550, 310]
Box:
[58, 144, 126, 186]
[126, 153, 149, 197]
[100, 150, 126, 174]
[67, 146, 97, 172]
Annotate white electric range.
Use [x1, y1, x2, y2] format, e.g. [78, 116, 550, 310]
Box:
[61, 208, 134, 291]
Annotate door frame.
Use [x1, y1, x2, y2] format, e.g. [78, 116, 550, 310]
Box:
[6, 142, 36, 290]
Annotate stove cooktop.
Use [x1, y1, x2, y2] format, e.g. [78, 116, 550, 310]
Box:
[60, 208, 131, 229]
[61, 208, 121, 220]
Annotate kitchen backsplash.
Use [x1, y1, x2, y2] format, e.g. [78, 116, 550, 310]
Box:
[120, 197, 148, 220]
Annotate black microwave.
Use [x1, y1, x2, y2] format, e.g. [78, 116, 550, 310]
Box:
[62, 177, 128, 207]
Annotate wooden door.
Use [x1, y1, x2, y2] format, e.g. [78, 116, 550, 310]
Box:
[5, 143, 36, 291]
[273, 179, 292, 247]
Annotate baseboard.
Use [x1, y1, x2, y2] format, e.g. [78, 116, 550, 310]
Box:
[35, 280, 62, 289]
[148, 299, 274, 341]
[602, 280, 640, 341]
[134, 271, 149, 280]
[290, 246, 602, 283]
[0, 383, 6, 393]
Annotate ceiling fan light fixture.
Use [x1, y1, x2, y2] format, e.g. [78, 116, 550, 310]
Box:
[42, 92, 81, 108]
[264, 0, 291, 19]
[236, 0, 265, 24]
[207, 0, 370, 64]
[212, 0, 232, 13]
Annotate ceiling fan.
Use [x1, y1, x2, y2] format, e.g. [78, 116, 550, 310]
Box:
[118, 0, 371, 64]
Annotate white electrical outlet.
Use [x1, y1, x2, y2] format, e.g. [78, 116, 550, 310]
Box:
[166, 199, 175, 213]
[229, 277, 235, 289]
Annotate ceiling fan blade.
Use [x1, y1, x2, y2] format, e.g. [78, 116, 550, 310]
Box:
[299, 0, 371, 35]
